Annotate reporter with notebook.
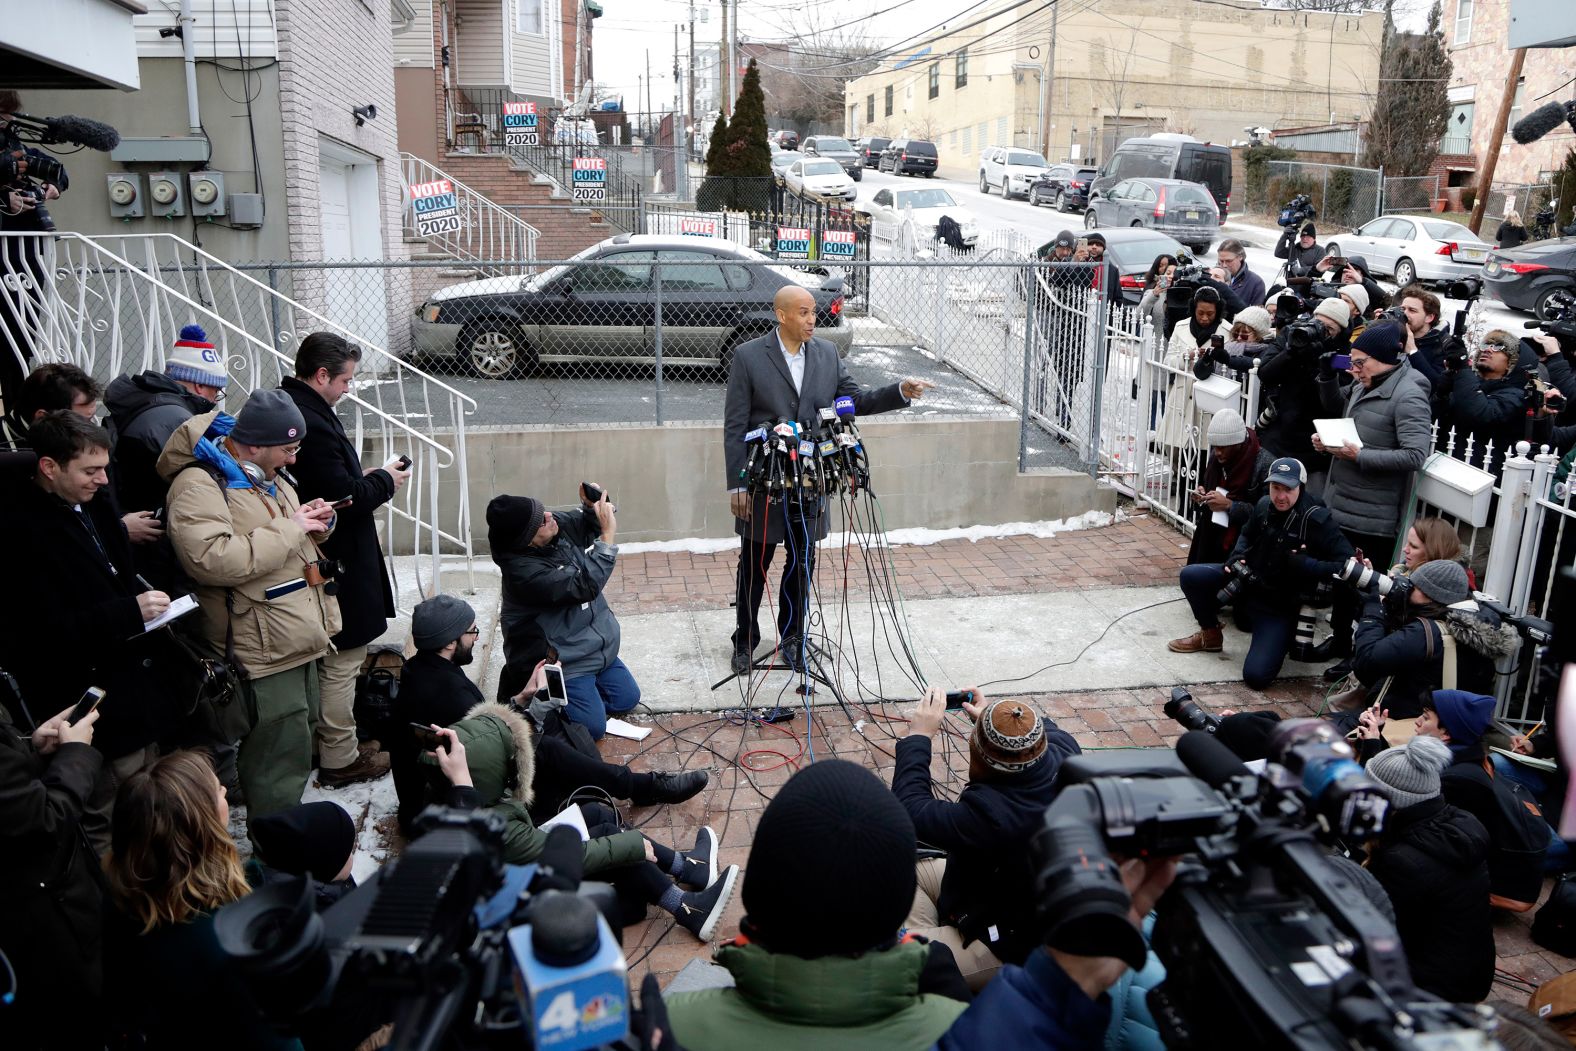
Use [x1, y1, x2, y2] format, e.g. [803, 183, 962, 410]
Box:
[1307, 322, 1432, 681]
[0, 411, 190, 848]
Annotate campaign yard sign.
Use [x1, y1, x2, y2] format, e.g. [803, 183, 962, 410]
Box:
[679, 217, 718, 238]
[503, 101, 539, 147]
[821, 229, 857, 260]
[776, 226, 811, 259]
[572, 158, 607, 202]
[410, 179, 461, 237]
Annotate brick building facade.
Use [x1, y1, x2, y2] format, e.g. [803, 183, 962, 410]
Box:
[1446, 0, 1576, 187]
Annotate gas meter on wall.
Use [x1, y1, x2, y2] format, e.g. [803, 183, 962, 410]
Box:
[189, 171, 226, 217]
[149, 172, 185, 218]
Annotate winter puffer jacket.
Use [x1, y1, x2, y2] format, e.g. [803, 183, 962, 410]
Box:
[665, 939, 966, 1051]
[104, 370, 215, 512]
[1352, 592, 1518, 718]
[1367, 796, 1494, 1004]
[1315, 359, 1433, 537]
[428, 701, 645, 873]
[892, 724, 1081, 965]
[159, 411, 342, 679]
[1227, 489, 1355, 612]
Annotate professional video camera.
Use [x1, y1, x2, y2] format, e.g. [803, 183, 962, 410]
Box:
[214, 808, 639, 1051]
[1522, 289, 1576, 358]
[1277, 193, 1318, 230]
[1163, 250, 1215, 313]
[1284, 313, 1334, 354]
[2, 111, 120, 233]
[1031, 725, 1499, 1049]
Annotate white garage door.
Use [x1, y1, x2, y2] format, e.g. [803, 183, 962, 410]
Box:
[318, 150, 388, 352]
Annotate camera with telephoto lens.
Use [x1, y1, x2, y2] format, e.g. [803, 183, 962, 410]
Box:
[1164, 686, 1221, 734]
[1376, 305, 1407, 327]
[215, 807, 636, 1051]
[1277, 193, 1317, 229]
[1214, 558, 1259, 606]
[1029, 727, 1498, 1049]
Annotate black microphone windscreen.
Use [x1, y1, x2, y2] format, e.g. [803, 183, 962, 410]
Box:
[1511, 101, 1569, 145]
[46, 114, 121, 152]
[535, 824, 586, 891]
[1176, 729, 1252, 789]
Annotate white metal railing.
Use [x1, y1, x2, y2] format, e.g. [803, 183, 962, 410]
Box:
[401, 152, 539, 275]
[0, 231, 476, 601]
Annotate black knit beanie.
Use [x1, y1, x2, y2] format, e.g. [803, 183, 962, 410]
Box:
[250, 801, 356, 882]
[486, 494, 545, 552]
[742, 759, 916, 958]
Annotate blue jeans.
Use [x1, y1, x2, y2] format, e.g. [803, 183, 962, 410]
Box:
[564, 658, 641, 739]
[1179, 563, 1296, 690]
[1489, 753, 1572, 872]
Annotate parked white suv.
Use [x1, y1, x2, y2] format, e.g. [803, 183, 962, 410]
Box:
[978, 146, 1049, 200]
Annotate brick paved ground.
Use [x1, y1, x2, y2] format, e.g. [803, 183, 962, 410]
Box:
[603, 515, 1191, 616]
[580, 512, 1574, 1006]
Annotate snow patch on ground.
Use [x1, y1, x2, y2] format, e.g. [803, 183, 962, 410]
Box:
[618, 508, 1119, 555]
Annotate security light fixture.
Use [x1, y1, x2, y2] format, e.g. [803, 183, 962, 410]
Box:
[353, 105, 378, 127]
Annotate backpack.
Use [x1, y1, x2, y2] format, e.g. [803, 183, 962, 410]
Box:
[1466, 759, 1550, 912]
[355, 644, 405, 745]
[1534, 874, 1576, 956]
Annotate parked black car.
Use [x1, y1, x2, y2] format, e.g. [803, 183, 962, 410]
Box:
[858, 136, 891, 168]
[879, 138, 938, 177]
[410, 234, 852, 378]
[1481, 237, 1576, 320]
[1028, 164, 1099, 212]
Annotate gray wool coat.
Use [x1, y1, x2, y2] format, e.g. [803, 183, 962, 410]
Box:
[1316, 359, 1433, 538]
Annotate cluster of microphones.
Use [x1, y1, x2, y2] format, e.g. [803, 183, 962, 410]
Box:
[742, 396, 870, 501]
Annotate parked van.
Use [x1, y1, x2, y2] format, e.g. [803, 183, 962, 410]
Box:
[1090, 134, 1232, 220]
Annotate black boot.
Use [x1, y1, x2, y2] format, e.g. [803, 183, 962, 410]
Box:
[674, 864, 739, 941]
[674, 825, 718, 890]
[1323, 657, 1356, 683]
[631, 770, 709, 807]
[1300, 635, 1351, 664]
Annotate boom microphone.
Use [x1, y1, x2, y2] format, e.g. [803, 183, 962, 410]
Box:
[10, 112, 121, 152]
[1511, 100, 1576, 146]
[1176, 730, 1253, 792]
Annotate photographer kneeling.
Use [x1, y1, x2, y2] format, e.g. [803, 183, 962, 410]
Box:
[1339, 559, 1516, 718]
[1169, 458, 1354, 689]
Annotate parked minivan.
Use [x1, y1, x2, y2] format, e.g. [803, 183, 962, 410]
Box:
[1090, 134, 1231, 220]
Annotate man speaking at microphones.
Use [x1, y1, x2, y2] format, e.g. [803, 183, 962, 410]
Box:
[724, 284, 934, 675]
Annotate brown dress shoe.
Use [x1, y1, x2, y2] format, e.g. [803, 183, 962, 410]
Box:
[318, 749, 392, 788]
[1167, 626, 1224, 653]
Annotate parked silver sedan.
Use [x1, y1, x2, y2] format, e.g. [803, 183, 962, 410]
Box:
[1326, 215, 1491, 288]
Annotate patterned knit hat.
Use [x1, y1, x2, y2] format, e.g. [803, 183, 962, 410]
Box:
[970, 699, 1048, 776]
[165, 324, 229, 390]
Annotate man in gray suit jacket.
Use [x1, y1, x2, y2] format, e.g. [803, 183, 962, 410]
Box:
[724, 285, 934, 673]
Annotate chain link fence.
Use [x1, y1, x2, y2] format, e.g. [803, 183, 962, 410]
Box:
[1242, 159, 1382, 231]
[1381, 174, 1441, 214]
[1487, 181, 1556, 224]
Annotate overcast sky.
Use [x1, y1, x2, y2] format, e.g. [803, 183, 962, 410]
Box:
[592, 0, 1440, 113]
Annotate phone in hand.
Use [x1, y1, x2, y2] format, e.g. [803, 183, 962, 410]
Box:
[1327, 257, 1348, 273]
[330, 496, 355, 511]
[1330, 354, 1353, 371]
[68, 686, 106, 725]
[395, 454, 412, 471]
[410, 722, 448, 753]
[581, 482, 617, 512]
[543, 663, 569, 705]
[944, 689, 974, 710]
[1210, 334, 1225, 351]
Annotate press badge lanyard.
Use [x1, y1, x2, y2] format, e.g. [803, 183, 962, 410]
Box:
[74, 504, 117, 577]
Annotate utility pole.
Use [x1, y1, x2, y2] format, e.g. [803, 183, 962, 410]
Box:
[674, 26, 689, 198]
[729, 0, 738, 115]
[720, 0, 731, 116]
[1038, 0, 1058, 160]
[1469, 46, 1527, 235]
[688, 3, 698, 157]
[645, 51, 652, 134]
